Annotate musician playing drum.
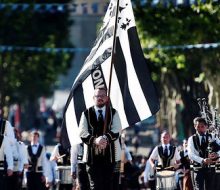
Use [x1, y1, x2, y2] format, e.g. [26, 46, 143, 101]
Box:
[188, 117, 220, 190]
[149, 130, 180, 190]
[50, 143, 73, 190]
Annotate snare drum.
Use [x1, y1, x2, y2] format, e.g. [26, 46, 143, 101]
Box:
[56, 166, 73, 184]
[156, 170, 176, 190]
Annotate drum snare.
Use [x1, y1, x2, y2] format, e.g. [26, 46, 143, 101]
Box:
[156, 170, 176, 190]
[56, 166, 73, 184]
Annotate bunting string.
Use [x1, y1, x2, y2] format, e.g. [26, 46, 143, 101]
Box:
[0, 2, 109, 15]
[0, 42, 220, 54]
[146, 42, 220, 51]
[0, 0, 219, 15]
[0, 45, 90, 53]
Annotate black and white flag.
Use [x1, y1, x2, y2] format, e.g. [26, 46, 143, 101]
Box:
[61, 0, 160, 147]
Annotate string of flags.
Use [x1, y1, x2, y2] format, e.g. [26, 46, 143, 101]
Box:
[0, 42, 219, 54]
[0, 0, 219, 15]
[140, 0, 219, 7]
[146, 42, 220, 51]
[0, 45, 90, 53]
[0, 2, 109, 15]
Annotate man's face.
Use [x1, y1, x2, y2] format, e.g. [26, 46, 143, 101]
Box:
[195, 121, 207, 134]
[183, 140, 188, 149]
[31, 133, 39, 144]
[93, 89, 108, 108]
[161, 133, 170, 145]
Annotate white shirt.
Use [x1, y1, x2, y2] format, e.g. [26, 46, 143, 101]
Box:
[4, 120, 15, 138]
[12, 141, 28, 172]
[162, 144, 170, 155]
[31, 143, 40, 155]
[70, 144, 81, 173]
[143, 160, 155, 183]
[50, 144, 60, 161]
[0, 136, 13, 170]
[17, 141, 28, 172]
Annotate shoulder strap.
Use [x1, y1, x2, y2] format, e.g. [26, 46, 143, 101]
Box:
[0, 119, 6, 136]
[0, 135, 4, 149]
[36, 145, 43, 158]
[157, 145, 163, 158]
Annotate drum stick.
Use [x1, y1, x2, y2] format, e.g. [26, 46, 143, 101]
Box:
[164, 163, 181, 170]
[57, 154, 66, 160]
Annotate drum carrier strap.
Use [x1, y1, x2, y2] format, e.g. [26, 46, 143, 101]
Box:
[158, 145, 176, 168]
[0, 119, 6, 149]
[0, 119, 6, 136]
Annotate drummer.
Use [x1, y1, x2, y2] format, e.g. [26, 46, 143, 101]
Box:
[50, 143, 72, 190]
[149, 130, 181, 189]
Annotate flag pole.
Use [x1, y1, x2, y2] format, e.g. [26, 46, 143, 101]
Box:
[103, 0, 120, 134]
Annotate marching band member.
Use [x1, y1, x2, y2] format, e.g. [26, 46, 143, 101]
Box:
[188, 117, 220, 190]
[149, 130, 180, 190]
[45, 152, 57, 190]
[8, 128, 29, 190]
[0, 135, 14, 189]
[79, 88, 122, 190]
[0, 108, 16, 189]
[113, 134, 132, 190]
[178, 139, 193, 190]
[50, 143, 72, 190]
[26, 131, 50, 190]
[143, 159, 155, 190]
[0, 106, 15, 141]
[70, 143, 90, 190]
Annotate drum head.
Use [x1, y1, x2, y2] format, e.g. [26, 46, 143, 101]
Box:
[157, 170, 175, 177]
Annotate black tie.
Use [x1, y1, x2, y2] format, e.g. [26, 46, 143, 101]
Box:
[164, 145, 168, 157]
[201, 135, 206, 145]
[98, 110, 103, 122]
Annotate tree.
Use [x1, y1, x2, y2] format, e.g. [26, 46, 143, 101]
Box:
[0, 0, 73, 128]
[133, 1, 220, 138]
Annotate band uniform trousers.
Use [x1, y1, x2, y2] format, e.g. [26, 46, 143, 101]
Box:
[191, 167, 215, 190]
[26, 171, 46, 190]
[7, 171, 23, 190]
[77, 163, 90, 190]
[86, 162, 114, 190]
[57, 184, 72, 190]
[0, 170, 8, 190]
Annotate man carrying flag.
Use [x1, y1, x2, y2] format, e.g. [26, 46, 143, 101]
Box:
[79, 88, 122, 190]
[61, 0, 160, 187]
[61, 0, 159, 150]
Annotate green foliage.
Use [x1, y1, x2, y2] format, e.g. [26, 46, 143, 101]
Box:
[0, 0, 73, 105]
[134, 1, 220, 87]
[133, 1, 220, 136]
